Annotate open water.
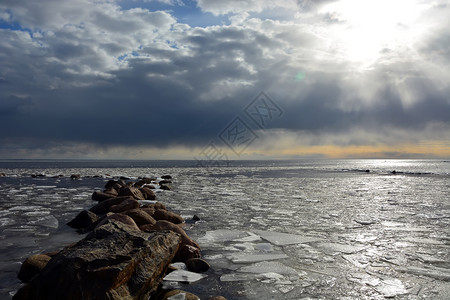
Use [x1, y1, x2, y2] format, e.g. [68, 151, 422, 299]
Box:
[0, 159, 449, 299]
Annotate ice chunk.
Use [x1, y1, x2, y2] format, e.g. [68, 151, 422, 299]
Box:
[404, 237, 445, 245]
[170, 262, 187, 270]
[0, 218, 16, 226]
[233, 242, 257, 252]
[233, 231, 262, 242]
[220, 273, 257, 282]
[397, 266, 450, 281]
[347, 272, 380, 287]
[238, 261, 304, 277]
[415, 254, 447, 265]
[163, 270, 207, 283]
[254, 243, 273, 252]
[198, 229, 248, 244]
[253, 230, 321, 246]
[317, 242, 366, 255]
[375, 278, 408, 298]
[29, 215, 59, 229]
[35, 185, 57, 189]
[229, 253, 288, 263]
[9, 205, 43, 211]
[138, 200, 158, 205]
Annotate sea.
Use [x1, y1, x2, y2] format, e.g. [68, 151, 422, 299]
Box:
[0, 159, 449, 299]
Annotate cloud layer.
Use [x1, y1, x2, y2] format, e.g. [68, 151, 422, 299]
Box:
[0, 0, 449, 158]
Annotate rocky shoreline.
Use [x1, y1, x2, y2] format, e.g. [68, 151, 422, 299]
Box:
[13, 175, 225, 300]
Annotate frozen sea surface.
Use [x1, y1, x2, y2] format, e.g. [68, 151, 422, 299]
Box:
[0, 159, 449, 299]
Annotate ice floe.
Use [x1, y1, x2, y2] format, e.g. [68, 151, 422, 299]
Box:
[374, 278, 408, 298]
[228, 253, 288, 263]
[238, 261, 302, 276]
[163, 270, 207, 283]
[253, 230, 321, 246]
[397, 266, 450, 281]
[316, 242, 366, 255]
[197, 229, 248, 245]
[28, 215, 59, 229]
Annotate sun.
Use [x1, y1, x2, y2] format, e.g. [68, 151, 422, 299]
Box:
[320, 0, 428, 67]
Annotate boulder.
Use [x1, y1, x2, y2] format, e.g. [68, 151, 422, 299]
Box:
[161, 175, 172, 180]
[141, 207, 155, 217]
[159, 185, 171, 191]
[0, 172, 6, 177]
[142, 202, 166, 210]
[104, 188, 118, 196]
[119, 187, 145, 200]
[142, 220, 199, 256]
[70, 174, 81, 180]
[104, 180, 123, 191]
[123, 209, 156, 227]
[134, 178, 155, 188]
[159, 180, 172, 185]
[139, 187, 156, 200]
[185, 258, 210, 273]
[17, 254, 51, 283]
[92, 191, 115, 202]
[109, 198, 140, 213]
[96, 213, 140, 231]
[153, 209, 184, 224]
[67, 210, 99, 230]
[89, 196, 132, 214]
[14, 221, 181, 300]
[175, 245, 201, 262]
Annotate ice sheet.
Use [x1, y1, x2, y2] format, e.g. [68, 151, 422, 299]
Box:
[198, 229, 248, 245]
[228, 253, 288, 263]
[374, 278, 408, 298]
[316, 242, 366, 255]
[397, 266, 450, 281]
[253, 230, 321, 246]
[28, 215, 59, 229]
[238, 261, 302, 276]
[163, 270, 207, 283]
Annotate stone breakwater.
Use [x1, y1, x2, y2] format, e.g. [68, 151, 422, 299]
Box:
[13, 176, 225, 300]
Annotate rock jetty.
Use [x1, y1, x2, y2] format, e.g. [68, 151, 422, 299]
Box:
[14, 176, 224, 300]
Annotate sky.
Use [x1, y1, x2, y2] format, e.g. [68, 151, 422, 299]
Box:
[0, 0, 449, 160]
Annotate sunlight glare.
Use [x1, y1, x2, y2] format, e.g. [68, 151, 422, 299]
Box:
[321, 0, 427, 67]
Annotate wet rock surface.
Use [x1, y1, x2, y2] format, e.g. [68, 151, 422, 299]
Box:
[17, 254, 51, 283]
[14, 221, 181, 300]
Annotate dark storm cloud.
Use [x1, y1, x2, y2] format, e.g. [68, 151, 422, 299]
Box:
[0, 0, 449, 157]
